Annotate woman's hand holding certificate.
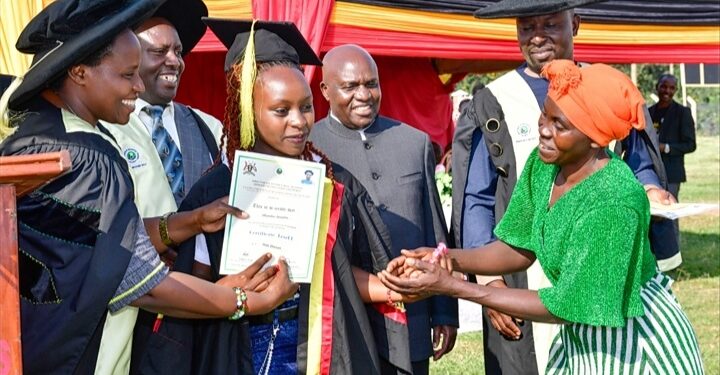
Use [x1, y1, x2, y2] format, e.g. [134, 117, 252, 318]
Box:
[217, 253, 299, 315]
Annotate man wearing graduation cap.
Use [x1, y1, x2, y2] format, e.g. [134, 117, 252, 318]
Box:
[101, 0, 235, 371]
[451, 0, 678, 374]
[105, 0, 223, 223]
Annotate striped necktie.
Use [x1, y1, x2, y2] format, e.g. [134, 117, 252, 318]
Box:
[144, 105, 184, 200]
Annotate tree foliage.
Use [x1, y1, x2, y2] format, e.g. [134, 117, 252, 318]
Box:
[456, 64, 719, 135]
[454, 72, 502, 94]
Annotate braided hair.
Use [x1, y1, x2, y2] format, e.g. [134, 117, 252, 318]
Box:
[219, 60, 334, 180]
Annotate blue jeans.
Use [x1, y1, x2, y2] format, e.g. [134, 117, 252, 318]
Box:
[250, 297, 299, 375]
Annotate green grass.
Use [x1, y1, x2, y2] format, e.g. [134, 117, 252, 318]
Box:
[671, 135, 720, 375]
[431, 332, 485, 374]
[430, 136, 720, 374]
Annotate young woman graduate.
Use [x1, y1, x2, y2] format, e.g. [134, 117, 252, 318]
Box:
[156, 19, 416, 375]
[380, 60, 704, 374]
[0, 1, 297, 374]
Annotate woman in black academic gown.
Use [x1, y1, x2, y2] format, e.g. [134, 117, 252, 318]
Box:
[157, 19, 416, 375]
[0, 2, 296, 373]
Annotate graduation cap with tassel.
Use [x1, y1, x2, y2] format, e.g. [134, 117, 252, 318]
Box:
[203, 18, 322, 149]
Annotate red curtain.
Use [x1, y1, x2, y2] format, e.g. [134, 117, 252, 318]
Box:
[175, 51, 227, 122]
[177, 0, 336, 126]
[252, 0, 334, 82]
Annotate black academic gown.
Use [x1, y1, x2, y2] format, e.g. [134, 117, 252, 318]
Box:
[132, 160, 412, 375]
[0, 97, 139, 374]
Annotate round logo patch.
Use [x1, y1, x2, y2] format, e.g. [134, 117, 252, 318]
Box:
[124, 148, 139, 162]
[517, 123, 530, 136]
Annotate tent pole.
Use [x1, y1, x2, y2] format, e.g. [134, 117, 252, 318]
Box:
[680, 63, 688, 107]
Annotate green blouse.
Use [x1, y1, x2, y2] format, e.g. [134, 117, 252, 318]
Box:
[494, 149, 657, 327]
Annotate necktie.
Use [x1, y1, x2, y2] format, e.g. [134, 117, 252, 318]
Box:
[144, 105, 184, 199]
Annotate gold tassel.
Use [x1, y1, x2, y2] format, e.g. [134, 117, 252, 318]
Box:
[0, 41, 64, 141]
[238, 20, 258, 149]
[0, 76, 23, 141]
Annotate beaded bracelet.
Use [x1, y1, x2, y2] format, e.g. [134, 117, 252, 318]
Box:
[229, 287, 248, 320]
[159, 212, 177, 248]
[429, 242, 448, 264]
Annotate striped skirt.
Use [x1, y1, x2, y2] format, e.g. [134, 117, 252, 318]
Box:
[546, 273, 704, 374]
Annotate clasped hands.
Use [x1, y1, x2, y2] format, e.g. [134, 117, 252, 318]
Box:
[379, 248, 461, 360]
[378, 247, 463, 299]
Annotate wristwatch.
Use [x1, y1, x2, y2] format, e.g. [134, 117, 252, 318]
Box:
[663, 143, 671, 154]
[159, 212, 178, 247]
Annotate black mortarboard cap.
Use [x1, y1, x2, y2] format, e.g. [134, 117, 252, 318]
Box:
[148, 0, 208, 55]
[474, 0, 606, 19]
[202, 18, 322, 71]
[9, 0, 165, 110]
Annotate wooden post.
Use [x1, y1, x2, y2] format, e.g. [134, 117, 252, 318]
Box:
[0, 184, 21, 375]
[0, 151, 71, 375]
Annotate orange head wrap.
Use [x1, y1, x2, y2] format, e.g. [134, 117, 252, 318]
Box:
[541, 60, 646, 147]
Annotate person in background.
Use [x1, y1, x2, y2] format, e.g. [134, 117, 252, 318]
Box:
[648, 73, 696, 271]
[310, 44, 458, 375]
[649, 73, 696, 200]
[381, 60, 704, 375]
[0, 1, 296, 374]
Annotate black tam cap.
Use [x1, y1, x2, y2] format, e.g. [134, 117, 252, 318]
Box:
[9, 0, 165, 110]
[147, 0, 208, 55]
[202, 18, 322, 72]
[474, 0, 606, 19]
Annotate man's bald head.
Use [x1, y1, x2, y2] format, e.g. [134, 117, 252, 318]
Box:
[320, 44, 381, 130]
[322, 44, 377, 78]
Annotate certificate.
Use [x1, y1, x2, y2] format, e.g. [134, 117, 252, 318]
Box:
[650, 202, 719, 220]
[220, 150, 326, 282]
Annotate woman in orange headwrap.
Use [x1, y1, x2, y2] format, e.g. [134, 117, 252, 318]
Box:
[379, 60, 704, 373]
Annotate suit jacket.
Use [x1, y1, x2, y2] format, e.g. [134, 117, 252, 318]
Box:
[649, 100, 696, 182]
[310, 115, 459, 362]
[172, 103, 222, 196]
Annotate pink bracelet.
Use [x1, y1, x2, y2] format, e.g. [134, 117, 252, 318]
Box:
[430, 242, 448, 264]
